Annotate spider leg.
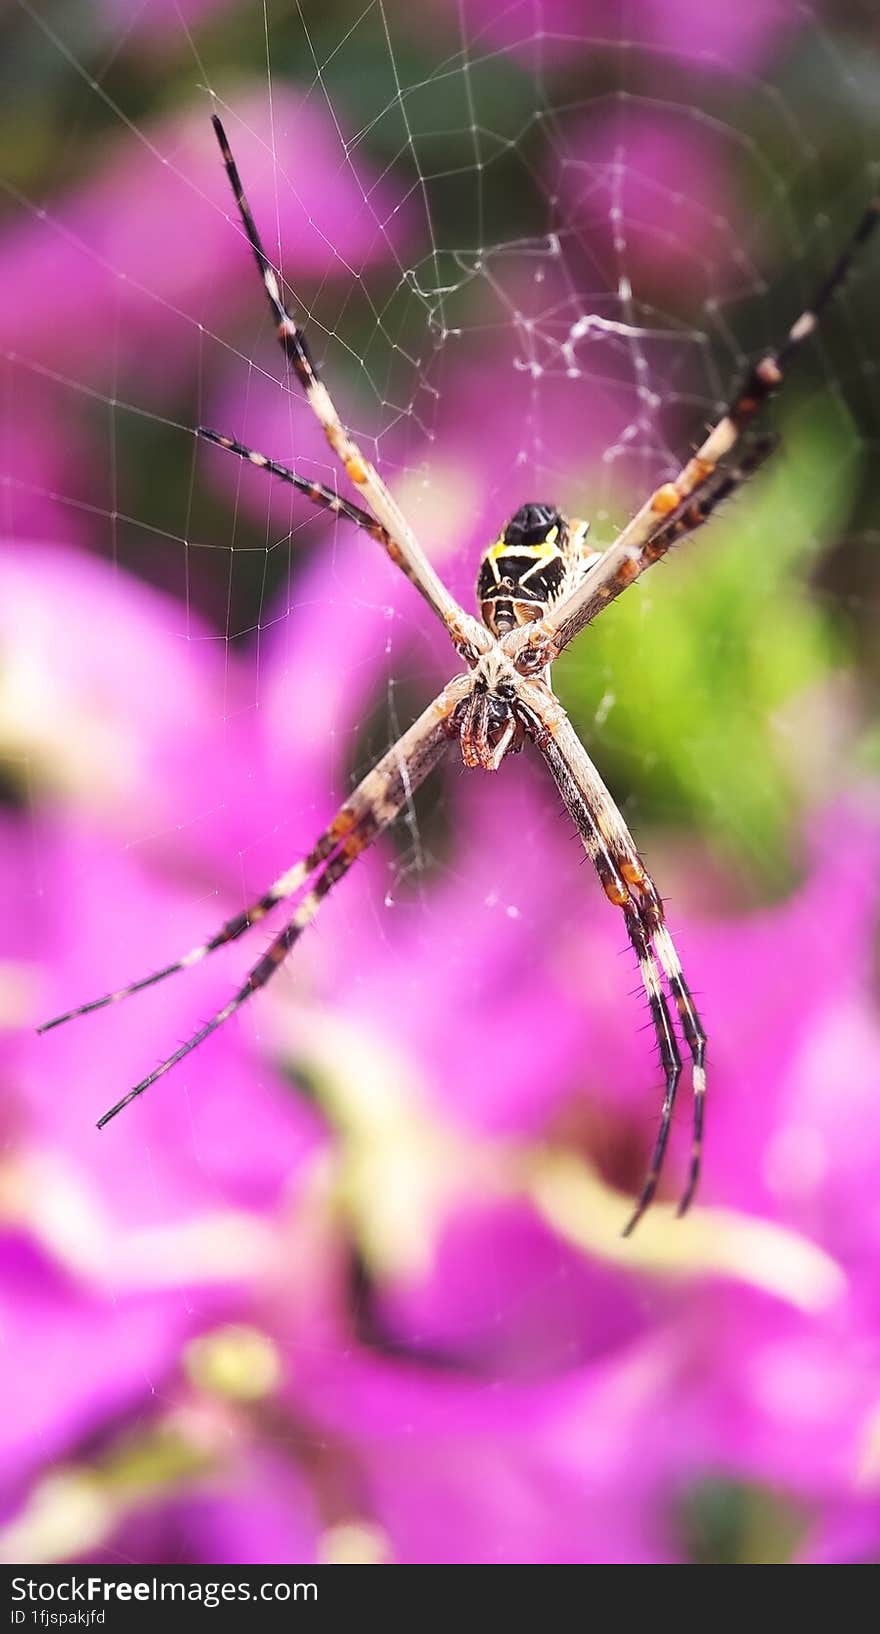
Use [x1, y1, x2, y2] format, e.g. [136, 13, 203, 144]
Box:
[209, 115, 487, 664]
[96, 842, 358, 1128]
[610, 858, 707, 1232]
[620, 904, 684, 1235]
[650, 920, 706, 1218]
[37, 830, 343, 1035]
[522, 692, 706, 1231]
[509, 195, 880, 670]
[40, 679, 468, 1078]
[642, 433, 779, 561]
[550, 439, 777, 623]
[91, 681, 466, 1126]
[197, 428, 392, 546]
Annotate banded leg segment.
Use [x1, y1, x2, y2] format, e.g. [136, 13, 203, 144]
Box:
[526, 700, 706, 1231]
[210, 115, 487, 663]
[198, 429, 393, 546]
[38, 822, 345, 1035]
[90, 681, 467, 1126]
[613, 859, 707, 1233]
[640, 434, 778, 564]
[96, 844, 360, 1128]
[622, 905, 683, 1235]
[508, 195, 880, 670]
[40, 681, 469, 1100]
[210, 114, 320, 398]
[545, 435, 779, 633]
[652, 924, 706, 1217]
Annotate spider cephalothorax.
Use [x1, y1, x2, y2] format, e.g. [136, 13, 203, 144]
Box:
[458, 648, 525, 770]
[476, 503, 594, 637]
[39, 114, 879, 1235]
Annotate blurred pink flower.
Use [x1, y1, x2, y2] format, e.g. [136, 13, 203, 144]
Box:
[0, 543, 260, 875]
[96, 0, 239, 52]
[551, 103, 756, 305]
[0, 383, 96, 546]
[426, 0, 796, 73]
[1, 88, 409, 391]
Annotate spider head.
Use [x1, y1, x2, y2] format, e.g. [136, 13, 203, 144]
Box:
[476, 503, 572, 636]
[458, 652, 524, 771]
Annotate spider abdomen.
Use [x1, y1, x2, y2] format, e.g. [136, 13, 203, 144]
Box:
[476, 504, 593, 636]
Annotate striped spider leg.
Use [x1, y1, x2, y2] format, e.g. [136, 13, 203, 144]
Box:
[204, 115, 489, 666]
[519, 684, 706, 1234]
[506, 195, 880, 674]
[38, 131, 879, 1232]
[639, 433, 779, 559]
[40, 680, 470, 1129]
[498, 437, 777, 1224]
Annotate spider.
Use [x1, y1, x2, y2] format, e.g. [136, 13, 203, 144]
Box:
[39, 115, 879, 1234]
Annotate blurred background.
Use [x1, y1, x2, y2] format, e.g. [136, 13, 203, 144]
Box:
[2, 0, 880, 1566]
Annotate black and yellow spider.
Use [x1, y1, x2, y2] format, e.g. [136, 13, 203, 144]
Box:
[40, 115, 879, 1234]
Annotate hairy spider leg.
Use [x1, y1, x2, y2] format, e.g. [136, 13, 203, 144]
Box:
[95, 843, 363, 1129]
[208, 115, 486, 661]
[198, 428, 393, 546]
[91, 687, 463, 1125]
[40, 686, 468, 1125]
[38, 828, 344, 1035]
[642, 433, 779, 562]
[529, 707, 706, 1233]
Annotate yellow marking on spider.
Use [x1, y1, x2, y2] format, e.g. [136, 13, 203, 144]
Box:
[683, 455, 714, 487]
[651, 483, 680, 515]
[601, 875, 629, 907]
[490, 539, 559, 562]
[340, 828, 372, 861]
[518, 552, 563, 587]
[345, 454, 369, 485]
[327, 808, 359, 845]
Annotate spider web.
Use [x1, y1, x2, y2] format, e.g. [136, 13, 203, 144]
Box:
[3, 0, 880, 1564]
